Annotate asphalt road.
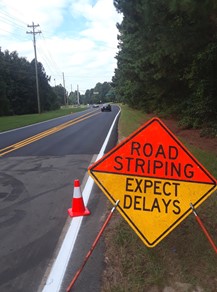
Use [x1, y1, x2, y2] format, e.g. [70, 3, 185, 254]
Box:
[0, 105, 120, 292]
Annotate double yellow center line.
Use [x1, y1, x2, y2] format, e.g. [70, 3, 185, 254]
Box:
[0, 110, 100, 157]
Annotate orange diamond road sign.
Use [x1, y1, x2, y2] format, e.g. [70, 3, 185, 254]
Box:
[88, 117, 217, 247]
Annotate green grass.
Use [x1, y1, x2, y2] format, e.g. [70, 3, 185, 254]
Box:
[0, 106, 87, 132]
[185, 144, 217, 178]
[103, 104, 217, 292]
[118, 104, 149, 140]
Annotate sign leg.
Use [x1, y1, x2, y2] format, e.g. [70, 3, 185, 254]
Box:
[190, 203, 217, 254]
[66, 200, 120, 292]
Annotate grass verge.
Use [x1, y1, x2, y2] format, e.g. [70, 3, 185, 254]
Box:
[0, 106, 87, 132]
[117, 104, 150, 141]
[102, 104, 217, 292]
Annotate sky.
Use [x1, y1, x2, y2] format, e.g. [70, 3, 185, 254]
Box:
[0, 0, 122, 94]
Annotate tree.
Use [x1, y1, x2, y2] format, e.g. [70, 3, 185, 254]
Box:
[36, 61, 59, 111]
[82, 82, 113, 104]
[0, 48, 60, 116]
[0, 48, 10, 115]
[52, 85, 66, 106]
[113, 0, 217, 131]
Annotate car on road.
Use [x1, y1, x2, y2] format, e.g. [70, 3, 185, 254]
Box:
[93, 104, 99, 108]
[101, 104, 111, 112]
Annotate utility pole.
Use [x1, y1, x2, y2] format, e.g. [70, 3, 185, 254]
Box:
[27, 22, 41, 114]
[77, 84, 80, 105]
[62, 72, 67, 106]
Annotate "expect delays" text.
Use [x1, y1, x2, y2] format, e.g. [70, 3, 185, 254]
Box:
[123, 177, 181, 214]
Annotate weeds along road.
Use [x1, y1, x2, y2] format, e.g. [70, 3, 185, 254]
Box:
[0, 105, 120, 292]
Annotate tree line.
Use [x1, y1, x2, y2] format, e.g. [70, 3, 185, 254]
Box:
[113, 0, 217, 135]
[68, 82, 115, 105]
[0, 49, 60, 115]
[0, 48, 113, 116]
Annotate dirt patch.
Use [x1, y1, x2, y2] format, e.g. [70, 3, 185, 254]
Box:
[146, 114, 217, 155]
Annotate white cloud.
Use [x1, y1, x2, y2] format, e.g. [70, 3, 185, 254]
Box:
[0, 0, 122, 92]
[71, 0, 120, 45]
[0, 0, 67, 31]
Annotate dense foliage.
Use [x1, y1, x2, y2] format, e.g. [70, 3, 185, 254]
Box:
[0, 48, 60, 116]
[82, 82, 115, 105]
[68, 82, 115, 105]
[113, 0, 217, 134]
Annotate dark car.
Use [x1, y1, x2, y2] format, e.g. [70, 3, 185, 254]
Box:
[101, 104, 111, 112]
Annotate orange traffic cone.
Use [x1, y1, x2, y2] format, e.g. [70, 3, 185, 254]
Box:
[68, 179, 90, 217]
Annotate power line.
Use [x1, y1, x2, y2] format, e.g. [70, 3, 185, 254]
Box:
[40, 33, 62, 72]
[0, 5, 62, 79]
[37, 32, 62, 78]
[0, 10, 27, 30]
[0, 14, 29, 42]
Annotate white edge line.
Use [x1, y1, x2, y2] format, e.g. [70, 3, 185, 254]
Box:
[42, 106, 121, 292]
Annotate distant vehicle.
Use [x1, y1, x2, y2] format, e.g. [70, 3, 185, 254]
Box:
[92, 104, 99, 108]
[101, 104, 111, 112]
